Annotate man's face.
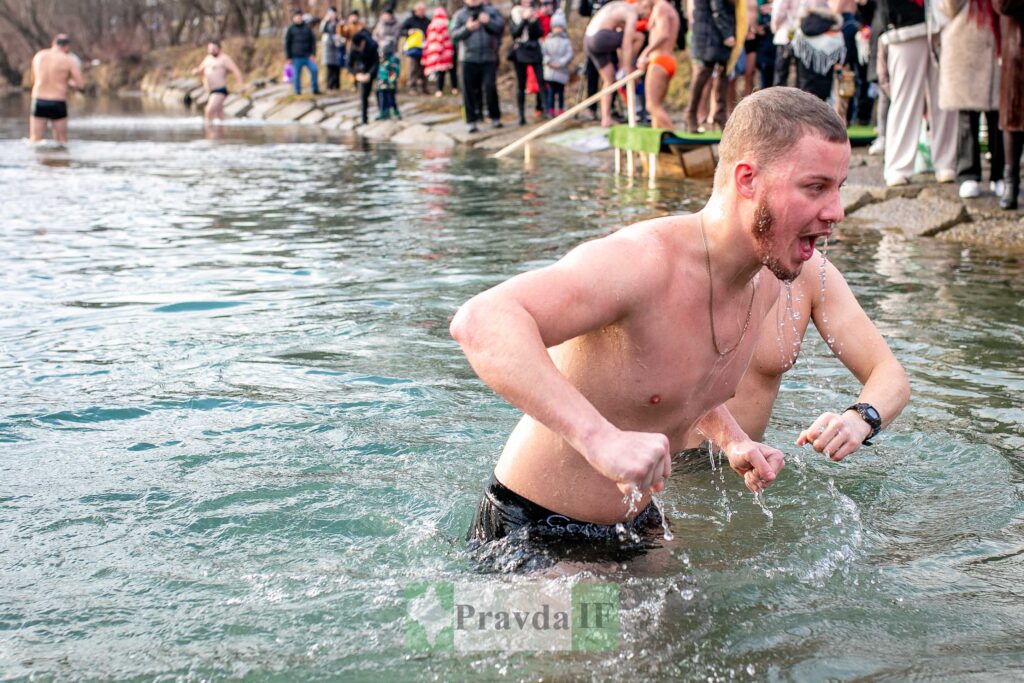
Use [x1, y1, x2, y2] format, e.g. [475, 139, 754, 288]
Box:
[207, 43, 220, 56]
[293, 13, 303, 24]
[749, 135, 849, 282]
[415, 3, 427, 16]
[638, 0, 653, 18]
[465, 0, 482, 8]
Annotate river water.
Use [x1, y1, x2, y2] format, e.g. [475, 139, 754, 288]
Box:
[2, 95, 1023, 681]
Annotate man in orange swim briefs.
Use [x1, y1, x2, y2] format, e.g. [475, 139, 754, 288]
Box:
[637, 0, 680, 130]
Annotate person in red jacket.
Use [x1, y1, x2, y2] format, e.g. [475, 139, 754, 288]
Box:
[422, 7, 457, 97]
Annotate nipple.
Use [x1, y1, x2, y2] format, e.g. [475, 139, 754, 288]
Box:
[649, 394, 661, 405]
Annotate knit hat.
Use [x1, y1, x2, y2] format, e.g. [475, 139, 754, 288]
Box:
[550, 10, 567, 30]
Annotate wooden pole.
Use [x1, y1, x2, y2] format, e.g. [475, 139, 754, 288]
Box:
[492, 69, 645, 159]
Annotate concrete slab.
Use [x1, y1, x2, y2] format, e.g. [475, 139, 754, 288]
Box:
[248, 97, 280, 119]
[266, 100, 316, 122]
[250, 83, 294, 101]
[223, 95, 252, 118]
[848, 192, 968, 236]
[322, 99, 360, 114]
[432, 119, 511, 145]
[298, 108, 329, 124]
[360, 119, 406, 140]
[400, 111, 461, 126]
[391, 123, 456, 148]
[336, 118, 360, 133]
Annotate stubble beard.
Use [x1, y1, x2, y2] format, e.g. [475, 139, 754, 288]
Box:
[753, 197, 801, 283]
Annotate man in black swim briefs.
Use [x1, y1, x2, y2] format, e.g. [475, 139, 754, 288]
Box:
[191, 40, 244, 122]
[452, 89, 850, 573]
[29, 34, 85, 144]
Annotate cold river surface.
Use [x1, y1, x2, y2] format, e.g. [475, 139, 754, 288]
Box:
[1, 94, 1023, 681]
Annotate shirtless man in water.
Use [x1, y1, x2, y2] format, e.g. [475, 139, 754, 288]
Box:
[452, 88, 847, 562]
[29, 34, 85, 144]
[686, 249, 910, 460]
[584, 0, 650, 127]
[636, 0, 681, 130]
[191, 41, 244, 122]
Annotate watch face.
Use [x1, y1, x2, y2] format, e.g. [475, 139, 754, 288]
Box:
[864, 406, 881, 423]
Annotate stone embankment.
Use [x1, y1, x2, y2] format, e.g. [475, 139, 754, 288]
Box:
[140, 75, 575, 152]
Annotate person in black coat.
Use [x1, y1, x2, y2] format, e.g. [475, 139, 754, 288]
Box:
[348, 28, 380, 124]
[510, 0, 546, 125]
[284, 9, 320, 95]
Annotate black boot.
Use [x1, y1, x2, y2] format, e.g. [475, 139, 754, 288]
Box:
[1002, 132, 1023, 210]
[1000, 166, 1019, 210]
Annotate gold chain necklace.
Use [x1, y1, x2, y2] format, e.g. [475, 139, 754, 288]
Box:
[699, 214, 757, 357]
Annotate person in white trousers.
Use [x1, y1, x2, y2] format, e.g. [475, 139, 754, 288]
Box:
[882, 31, 957, 186]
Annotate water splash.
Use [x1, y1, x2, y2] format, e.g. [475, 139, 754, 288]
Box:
[650, 494, 674, 541]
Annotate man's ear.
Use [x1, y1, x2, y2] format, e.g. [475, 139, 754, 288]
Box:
[733, 160, 757, 200]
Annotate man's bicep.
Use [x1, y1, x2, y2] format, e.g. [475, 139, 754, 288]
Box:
[814, 262, 895, 382]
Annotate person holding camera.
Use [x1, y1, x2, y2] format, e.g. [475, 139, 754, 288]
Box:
[451, 0, 506, 133]
[510, 0, 546, 125]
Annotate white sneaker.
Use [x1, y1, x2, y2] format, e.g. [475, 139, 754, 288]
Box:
[991, 179, 1005, 197]
[959, 180, 981, 198]
[885, 174, 910, 187]
[936, 169, 956, 183]
[868, 137, 885, 155]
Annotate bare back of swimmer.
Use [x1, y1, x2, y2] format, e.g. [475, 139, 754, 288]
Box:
[29, 34, 85, 144]
[584, 0, 650, 127]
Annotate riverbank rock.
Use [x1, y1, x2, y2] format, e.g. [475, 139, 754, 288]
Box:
[222, 95, 252, 118]
[360, 119, 405, 140]
[298, 108, 328, 125]
[250, 83, 293, 101]
[267, 100, 316, 122]
[937, 216, 1024, 252]
[247, 97, 281, 119]
[848, 190, 968, 236]
[391, 123, 455, 148]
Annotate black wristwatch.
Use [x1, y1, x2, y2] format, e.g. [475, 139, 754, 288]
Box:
[846, 403, 882, 446]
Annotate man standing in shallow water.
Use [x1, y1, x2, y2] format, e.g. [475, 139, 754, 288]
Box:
[29, 34, 85, 145]
[451, 87, 848, 560]
[191, 41, 244, 123]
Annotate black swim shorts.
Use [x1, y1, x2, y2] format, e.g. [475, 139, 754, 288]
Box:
[584, 29, 624, 70]
[466, 473, 666, 571]
[31, 98, 67, 120]
[210, 86, 228, 96]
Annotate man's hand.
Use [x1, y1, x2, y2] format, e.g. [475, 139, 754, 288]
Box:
[796, 411, 872, 461]
[479, 11, 490, 24]
[724, 36, 736, 47]
[637, 54, 650, 70]
[583, 427, 672, 496]
[725, 440, 785, 493]
[466, 19, 480, 30]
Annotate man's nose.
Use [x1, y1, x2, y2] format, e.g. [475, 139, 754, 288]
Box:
[822, 189, 845, 224]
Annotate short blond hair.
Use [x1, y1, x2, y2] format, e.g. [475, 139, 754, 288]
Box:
[714, 87, 848, 189]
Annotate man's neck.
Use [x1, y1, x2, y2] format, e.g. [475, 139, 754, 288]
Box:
[700, 199, 762, 292]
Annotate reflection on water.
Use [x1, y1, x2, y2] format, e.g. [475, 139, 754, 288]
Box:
[1, 93, 1023, 680]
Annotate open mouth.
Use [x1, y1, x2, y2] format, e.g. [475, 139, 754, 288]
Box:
[798, 230, 831, 261]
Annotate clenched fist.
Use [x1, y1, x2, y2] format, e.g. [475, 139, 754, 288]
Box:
[725, 439, 785, 493]
[585, 427, 672, 496]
